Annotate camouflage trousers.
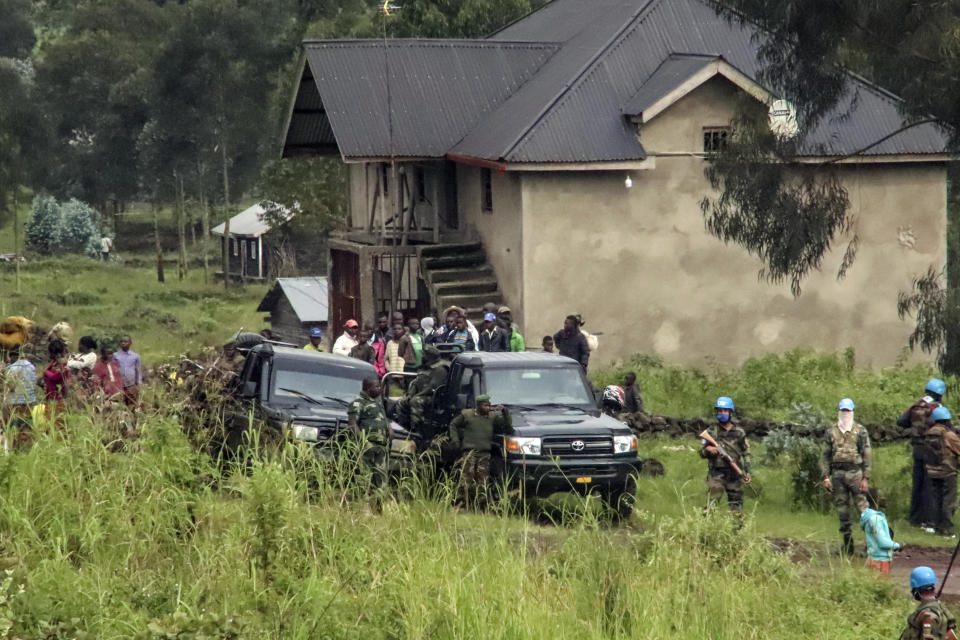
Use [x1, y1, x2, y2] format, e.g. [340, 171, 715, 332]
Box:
[830, 468, 868, 533]
[457, 450, 491, 510]
[707, 468, 743, 512]
[362, 444, 389, 512]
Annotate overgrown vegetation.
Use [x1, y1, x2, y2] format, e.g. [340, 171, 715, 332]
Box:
[0, 392, 916, 638]
[592, 347, 945, 424]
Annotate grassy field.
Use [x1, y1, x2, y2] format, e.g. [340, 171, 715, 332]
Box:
[0, 396, 917, 639]
[592, 349, 949, 424]
[0, 255, 268, 363]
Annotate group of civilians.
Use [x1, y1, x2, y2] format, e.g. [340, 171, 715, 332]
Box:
[2, 329, 143, 421]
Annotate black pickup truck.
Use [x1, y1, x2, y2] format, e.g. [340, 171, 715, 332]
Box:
[223, 343, 417, 461]
[424, 351, 641, 517]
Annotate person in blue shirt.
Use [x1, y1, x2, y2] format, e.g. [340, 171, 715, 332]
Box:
[860, 508, 900, 575]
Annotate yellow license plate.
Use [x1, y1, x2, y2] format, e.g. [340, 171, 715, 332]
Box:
[575, 476, 592, 484]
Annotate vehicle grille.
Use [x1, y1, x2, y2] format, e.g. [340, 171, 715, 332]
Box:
[542, 435, 612, 457]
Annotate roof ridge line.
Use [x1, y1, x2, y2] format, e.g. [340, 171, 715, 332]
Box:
[497, 0, 663, 161]
[302, 38, 561, 48]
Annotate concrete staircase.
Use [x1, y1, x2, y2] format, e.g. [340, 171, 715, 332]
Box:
[418, 242, 502, 322]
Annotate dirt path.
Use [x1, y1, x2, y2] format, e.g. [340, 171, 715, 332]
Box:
[892, 543, 960, 602]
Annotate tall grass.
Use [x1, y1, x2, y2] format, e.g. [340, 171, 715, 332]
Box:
[593, 348, 948, 423]
[0, 393, 917, 638]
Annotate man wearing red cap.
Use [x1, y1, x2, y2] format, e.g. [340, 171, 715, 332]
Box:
[333, 319, 361, 356]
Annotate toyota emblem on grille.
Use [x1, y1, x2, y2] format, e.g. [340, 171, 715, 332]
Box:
[571, 440, 585, 451]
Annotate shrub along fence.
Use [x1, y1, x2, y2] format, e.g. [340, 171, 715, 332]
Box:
[623, 412, 910, 444]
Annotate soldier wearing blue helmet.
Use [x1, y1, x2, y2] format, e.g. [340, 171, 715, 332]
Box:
[899, 378, 946, 529]
[923, 406, 960, 536]
[699, 396, 751, 513]
[900, 566, 957, 640]
[822, 398, 871, 556]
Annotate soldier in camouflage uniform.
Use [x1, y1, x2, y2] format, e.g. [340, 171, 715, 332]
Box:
[922, 406, 960, 535]
[347, 378, 391, 502]
[901, 566, 958, 640]
[822, 398, 871, 556]
[699, 396, 751, 512]
[449, 394, 512, 510]
[405, 345, 450, 438]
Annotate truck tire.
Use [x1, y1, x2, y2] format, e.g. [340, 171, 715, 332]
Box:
[232, 332, 263, 349]
[605, 475, 637, 522]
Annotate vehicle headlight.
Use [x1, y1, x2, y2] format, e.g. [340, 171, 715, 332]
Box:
[505, 436, 541, 456]
[291, 423, 320, 442]
[613, 434, 637, 454]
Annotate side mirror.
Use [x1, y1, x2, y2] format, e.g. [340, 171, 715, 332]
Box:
[456, 393, 468, 411]
[241, 380, 258, 398]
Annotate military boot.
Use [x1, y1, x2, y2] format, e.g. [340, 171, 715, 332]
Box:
[842, 531, 855, 557]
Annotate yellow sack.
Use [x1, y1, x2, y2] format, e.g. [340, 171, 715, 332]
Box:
[0, 316, 32, 349]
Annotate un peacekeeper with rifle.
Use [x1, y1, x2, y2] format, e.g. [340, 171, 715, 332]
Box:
[698, 396, 751, 512]
[822, 398, 871, 556]
[347, 377, 391, 504]
[449, 394, 512, 510]
[901, 566, 958, 640]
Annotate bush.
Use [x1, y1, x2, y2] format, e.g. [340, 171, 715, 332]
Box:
[25, 195, 104, 258]
[763, 428, 831, 513]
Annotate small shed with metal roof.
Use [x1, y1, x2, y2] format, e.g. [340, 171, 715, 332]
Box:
[212, 202, 293, 280]
[256, 277, 329, 346]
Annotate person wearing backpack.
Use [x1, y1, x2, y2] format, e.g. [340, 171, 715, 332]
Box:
[923, 406, 960, 536]
[900, 567, 958, 640]
[899, 379, 946, 528]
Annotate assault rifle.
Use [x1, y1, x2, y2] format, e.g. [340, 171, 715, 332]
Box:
[698, 430, 745, 478]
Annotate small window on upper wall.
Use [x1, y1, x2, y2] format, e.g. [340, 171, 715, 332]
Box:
[481, 168, 493, 213]
[703, 127, 730, 153]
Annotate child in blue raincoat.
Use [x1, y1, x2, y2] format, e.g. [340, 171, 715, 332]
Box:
[860, 507, 900, 575]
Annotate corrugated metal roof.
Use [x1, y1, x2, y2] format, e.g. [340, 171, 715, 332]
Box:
[257, 277, 329, 323]
[620, 54, 716, 116]
[302, 40, 559, 159]
[458, 0, 948, 161]
[283, 0, 948, 163]
[211, 203, 292, 238]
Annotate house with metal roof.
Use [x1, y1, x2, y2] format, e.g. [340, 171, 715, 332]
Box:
[212, 202, 293, 280]
[256, 276, 329, 346]
[282, 0, 950, 366]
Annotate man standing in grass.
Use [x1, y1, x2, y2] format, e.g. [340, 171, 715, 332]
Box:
[347, 378, 390, 508]
[922, 406, 960, 537]
[822, 398, 871, 556]
[699, 396, 751, 513]
[899, 378, 945, 529]
[2, 346, 37, 421]
[449, 394, 511, 510]
[114, 335, 142, 407]
[900, 567, 958, 640]
[622, 372, 643, 414]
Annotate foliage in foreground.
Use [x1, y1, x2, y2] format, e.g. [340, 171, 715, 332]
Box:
[0, 402, 912, 639]
[592, 347, 946, 424]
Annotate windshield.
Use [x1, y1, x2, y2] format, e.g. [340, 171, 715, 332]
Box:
[270, 361, 370, 405]
[484, 367, 595, 408]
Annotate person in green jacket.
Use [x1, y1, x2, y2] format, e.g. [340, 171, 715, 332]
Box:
[449, 394, 512, 509]
[498, 307, 526, 352]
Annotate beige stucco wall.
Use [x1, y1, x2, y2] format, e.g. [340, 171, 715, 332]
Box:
[458, 165, 526, 326]
[518, 78, 947, 368]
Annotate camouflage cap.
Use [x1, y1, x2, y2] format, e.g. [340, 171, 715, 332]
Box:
[476, 394, 491, 404]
